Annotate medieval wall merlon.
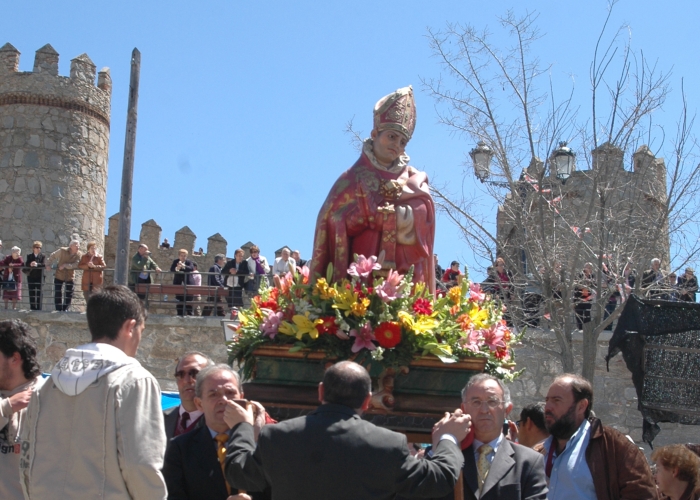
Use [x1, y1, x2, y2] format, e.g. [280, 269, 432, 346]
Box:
[33, 44, 59, 76]
[174, 226, 196, 253]
[139, 219, 162, 252]
[591, 142, 624, 172]
[207, 233, 227, 257]
[97, 68, 112, 93]
[0, 43, 20, 74]
[70, 53, 96, 86]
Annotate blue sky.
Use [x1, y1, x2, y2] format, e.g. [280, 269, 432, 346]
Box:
[4, 0, 699, 279]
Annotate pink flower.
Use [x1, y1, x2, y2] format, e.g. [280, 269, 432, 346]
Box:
[296, 265, 310, 284]
[260, 309, 284, 339]
[347, 254, 381, 279]
[459, 329, 482, 353]
[469, 282, 485, 302]
[482, 323, 507, 352]
[349, 323, 376, 352]
[376, 269, 404, 302]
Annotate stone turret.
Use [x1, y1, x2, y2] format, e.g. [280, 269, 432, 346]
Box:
[0, 43, 111, 254]
[139, 219, 162, 252]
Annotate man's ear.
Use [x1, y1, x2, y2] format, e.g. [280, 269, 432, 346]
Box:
[318, 382, 324, 404]
[194, 397, 203, 412]
[370, 129, 378, 139]
[505, 402, 514, 417]
[360, 393, 372, 412]
[120, 318, 137, 340]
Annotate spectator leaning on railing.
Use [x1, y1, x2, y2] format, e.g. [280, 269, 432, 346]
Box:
[129, 244, 161, 299]
[1, 247, 24, 311]
[78, 241, 106, 303]
[23, 242, 45, 311]
[46, 240, 82, 312]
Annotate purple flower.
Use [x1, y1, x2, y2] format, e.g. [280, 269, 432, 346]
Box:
[347, 254, 382, 279]
[376, 269, 404, 303]
[260, 310, 284, 339]
[349, 323, 376, 353]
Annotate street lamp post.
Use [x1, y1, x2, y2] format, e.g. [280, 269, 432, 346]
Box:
[551, 141, 576, 182]
[469, 141, 509, 188]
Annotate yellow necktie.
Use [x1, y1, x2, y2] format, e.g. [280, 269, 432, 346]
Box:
[215, 433, 232, 495]
[477, 444, 493, 492]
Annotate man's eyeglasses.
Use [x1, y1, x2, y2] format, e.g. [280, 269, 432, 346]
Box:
[175, 369, 200, 379]
[466, 398, 504, 409]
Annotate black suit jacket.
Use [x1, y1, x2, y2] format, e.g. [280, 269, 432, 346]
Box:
[163, 405, 204, 442]
[170, 259, 195, 285]
[164, 425, 261, 500]
[23, 252, 45, 281]
[221, 259, 250, 287]
[225, 403, 463, 500]
[436, 439, 547, 500]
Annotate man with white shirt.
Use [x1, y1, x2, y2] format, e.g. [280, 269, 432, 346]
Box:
[438, 374, 547, 500]
[164, 351, 213, 441]
[543, 374, 657, 500]
[272, 248, 296, 276]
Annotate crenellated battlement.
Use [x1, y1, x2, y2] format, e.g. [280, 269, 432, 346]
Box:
[0, 43, 111, 123]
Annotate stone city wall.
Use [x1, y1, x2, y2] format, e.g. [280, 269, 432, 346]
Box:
[2, 308, 698, 450]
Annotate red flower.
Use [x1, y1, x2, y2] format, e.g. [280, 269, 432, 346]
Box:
[375, 322, 402, 348]
[494, 347, 509, 360]
[412, 298, 433, 315]
[316, 316, 338, 336]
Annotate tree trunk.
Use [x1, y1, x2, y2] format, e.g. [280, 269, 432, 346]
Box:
[581, 322, 598, 382]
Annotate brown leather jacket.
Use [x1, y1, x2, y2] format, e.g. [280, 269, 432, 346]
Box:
[586, 418, 658, 500]
[78, 254, 106, 292]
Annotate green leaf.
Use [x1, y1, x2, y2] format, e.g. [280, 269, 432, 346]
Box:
[326, 262, 334, 283]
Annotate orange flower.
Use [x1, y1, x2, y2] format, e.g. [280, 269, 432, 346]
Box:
[457, 313, 472, 331]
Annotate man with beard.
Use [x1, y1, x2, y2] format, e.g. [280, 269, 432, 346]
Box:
[543, 374, 658, 499]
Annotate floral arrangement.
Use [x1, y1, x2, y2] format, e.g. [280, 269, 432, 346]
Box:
[228, 254, 523, 381]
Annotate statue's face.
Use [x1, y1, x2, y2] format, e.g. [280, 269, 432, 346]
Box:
[372, 130, 407, 166]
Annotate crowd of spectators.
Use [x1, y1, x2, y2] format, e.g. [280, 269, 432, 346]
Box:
[1, 290, 698, 499]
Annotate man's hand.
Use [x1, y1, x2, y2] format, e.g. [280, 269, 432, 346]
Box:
[224, 400, 255, 429]
[432, 409, 471, 449]
[227, 494, 251, 500]
[251, 401, 267, 441]
[505, 419, 518, 442]
[8, 389, 32, 412]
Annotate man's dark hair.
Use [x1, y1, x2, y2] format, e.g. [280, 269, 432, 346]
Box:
[520, 402, 547, 432]
[322, 361, 371, 409]
[556, 373, 594, 419]
[0, 320, 41, 380]
[86, 285, 147, 341]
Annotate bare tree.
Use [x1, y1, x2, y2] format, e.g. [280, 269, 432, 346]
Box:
[423, 6, 700, 380]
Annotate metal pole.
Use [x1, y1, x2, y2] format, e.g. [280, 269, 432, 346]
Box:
[115, 48, 141, 285]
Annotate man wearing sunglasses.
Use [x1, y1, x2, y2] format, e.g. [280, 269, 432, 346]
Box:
[164, 351, 213, 441]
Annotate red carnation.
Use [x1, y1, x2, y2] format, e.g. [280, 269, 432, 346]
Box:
[375, 322, 402, 348]
[412, 298, 433, 315]
[316, 316, 338, 336]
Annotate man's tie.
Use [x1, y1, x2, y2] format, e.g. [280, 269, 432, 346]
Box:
[476, 444, 493, 493]
[174, 412, 190, 437]
[215, 433, 233, 495]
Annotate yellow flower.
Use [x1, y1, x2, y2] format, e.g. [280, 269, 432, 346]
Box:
[447, 286, 462, 305]
[292, 313, 324, 340]
[238, 310, 252, 327]
[314, 278, 337, 300]
[332, 288, 358, 317]
[350, 297, 370, 317]
[412, 315, 440, 335]
[398, 310, 414, 329]
[469, 306, 490, 330]
[278, 320, 297, 338]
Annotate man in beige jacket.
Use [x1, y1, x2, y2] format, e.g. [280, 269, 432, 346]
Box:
[46, 239, 82, 311]
[20, 285, 167, 499]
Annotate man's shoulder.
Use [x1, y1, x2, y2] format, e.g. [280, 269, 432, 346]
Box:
[506, 440, 546, 464]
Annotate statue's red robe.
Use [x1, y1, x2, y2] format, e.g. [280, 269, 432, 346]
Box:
[311, 149, 435, 292]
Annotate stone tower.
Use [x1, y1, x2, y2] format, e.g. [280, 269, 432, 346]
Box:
[0, 43, 111, 253]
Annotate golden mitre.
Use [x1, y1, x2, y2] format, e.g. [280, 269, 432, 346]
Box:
[373, 86, 417, 141]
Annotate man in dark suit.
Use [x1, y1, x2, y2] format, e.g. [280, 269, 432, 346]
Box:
[170, 249, 195, 316]
[203, 254, 227, 317]
[221, 249, 250, 309]
[163, 363, 266, 500]
[23, 241, 45, 310]
[223, 360, 470, 500]
[163, 352, 212, 441]
[438, 374, 547, 500]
